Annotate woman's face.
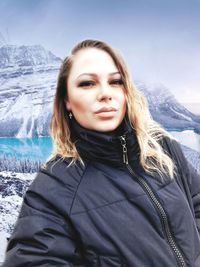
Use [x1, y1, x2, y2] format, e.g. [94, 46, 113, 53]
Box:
[66, 48, 126, 132]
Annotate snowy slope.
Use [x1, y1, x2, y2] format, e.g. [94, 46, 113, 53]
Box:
[0, 45, 61, 137]
[136, 81, 200, 133]
[0, 44, 60, 68]
[0, 171, 34, 264]
[0, 231, 7, 264]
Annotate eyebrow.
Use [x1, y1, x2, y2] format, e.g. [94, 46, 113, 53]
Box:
[76, 72, 120, 79]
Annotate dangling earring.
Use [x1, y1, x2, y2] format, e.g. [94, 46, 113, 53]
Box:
[69, 112, 73, 120]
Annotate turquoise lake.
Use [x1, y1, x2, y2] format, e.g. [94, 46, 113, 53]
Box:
[0, 137, 52, 161]
[0, 130, 199, 161]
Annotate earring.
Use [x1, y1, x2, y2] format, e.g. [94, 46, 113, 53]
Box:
[69, 112, 72, 120]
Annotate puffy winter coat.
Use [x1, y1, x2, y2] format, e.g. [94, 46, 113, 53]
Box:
[2, 119, 200, 267]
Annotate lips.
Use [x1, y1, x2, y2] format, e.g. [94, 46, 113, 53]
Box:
[94, 107, 117, 114]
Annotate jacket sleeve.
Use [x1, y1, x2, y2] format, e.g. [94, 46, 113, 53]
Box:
[163, 137, 200, 233]
[185, 160, 200, 233]
[2, 169, 87, 267]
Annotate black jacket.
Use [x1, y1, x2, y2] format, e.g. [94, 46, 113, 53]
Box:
[2, 119, 200, 267]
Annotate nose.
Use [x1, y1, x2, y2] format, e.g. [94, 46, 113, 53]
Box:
[97, 83, 112, 102]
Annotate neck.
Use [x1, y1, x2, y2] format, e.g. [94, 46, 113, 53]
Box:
[70, 116, 141, 169]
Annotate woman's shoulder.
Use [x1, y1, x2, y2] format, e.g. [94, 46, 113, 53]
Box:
[23, 157, 87, 215]
[29, 156, 87, 198]
[159, 134, 191, 176]
[40, 156, 87, 182]
[159, 134, 184, 157]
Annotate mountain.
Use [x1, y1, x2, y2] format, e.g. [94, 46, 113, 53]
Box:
[0, 44, 61, 68]
[0, 44, 62, 137]
[136, 82, 200, 134]
[0, 44, 200, 137]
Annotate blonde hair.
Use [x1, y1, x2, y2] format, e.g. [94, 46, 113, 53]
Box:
[48, 39, 176, 180]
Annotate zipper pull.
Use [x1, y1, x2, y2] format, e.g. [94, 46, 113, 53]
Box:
[120, 135, 129, 165]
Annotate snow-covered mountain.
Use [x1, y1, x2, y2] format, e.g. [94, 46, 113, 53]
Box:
[0, 44, 61, 68]
[0, 45, 62, 137]
[136, 82, 200, 134]
[0, 44, 200, 138]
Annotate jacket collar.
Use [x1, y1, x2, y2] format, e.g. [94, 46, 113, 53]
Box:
[70, 116, 141, 169]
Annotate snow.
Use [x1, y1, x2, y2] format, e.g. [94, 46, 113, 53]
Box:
[135, 82, 200, 133]
[0, 231, 8, 264]
[0, 44, 61, 138]
[0, 44, 61, 68]
[171, 108, 193, 122]
[0, 171, 36, 263]
[0, 171, 35, 181]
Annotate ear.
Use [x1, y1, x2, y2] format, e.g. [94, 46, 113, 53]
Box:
[64, 99, 71, 111]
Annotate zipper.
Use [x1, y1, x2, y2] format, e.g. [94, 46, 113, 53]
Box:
[119, 135, 186, 267]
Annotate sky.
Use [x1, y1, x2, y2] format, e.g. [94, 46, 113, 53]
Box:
[0, 0, 200, 104]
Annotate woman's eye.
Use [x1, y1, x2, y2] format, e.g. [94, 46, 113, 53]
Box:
[78, 81, 95, 88]
[110, 79, 124, 85]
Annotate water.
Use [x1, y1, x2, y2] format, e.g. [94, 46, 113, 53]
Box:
[0, 130, 199, 161]
[0, 137, 52, 161]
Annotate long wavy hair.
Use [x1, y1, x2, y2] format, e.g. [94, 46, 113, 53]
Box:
[48, 39, 176, 180]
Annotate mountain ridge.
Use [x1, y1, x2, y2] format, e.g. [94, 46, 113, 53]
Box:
[0, 44, 61, 68]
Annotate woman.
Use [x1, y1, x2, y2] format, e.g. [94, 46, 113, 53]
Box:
[2, 39, 200, 267]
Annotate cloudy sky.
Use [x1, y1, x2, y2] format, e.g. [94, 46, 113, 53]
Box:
[0, 0, 200, 104]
